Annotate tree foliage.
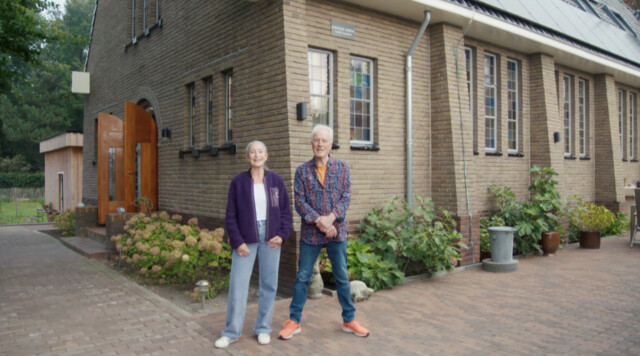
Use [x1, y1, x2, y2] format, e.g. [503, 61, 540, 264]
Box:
[0, 0, 92, 171]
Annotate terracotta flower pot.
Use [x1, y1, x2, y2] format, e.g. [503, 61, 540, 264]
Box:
[579, 230, 601, 249]
[540, 231, 560, 256]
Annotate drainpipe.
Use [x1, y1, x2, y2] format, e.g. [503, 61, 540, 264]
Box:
[406, 11, 431, 210]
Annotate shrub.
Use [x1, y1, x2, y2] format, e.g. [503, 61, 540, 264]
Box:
[51, 210, 76, 236]
[112, 212, 232, 297]
[358, 196, 467, 278]
[480, 215, 505, 255]
[603, 212, 629, 237]
[0, 172, 44, 188]
[319, 239, 405, 291]
[571, 203, 615, 232]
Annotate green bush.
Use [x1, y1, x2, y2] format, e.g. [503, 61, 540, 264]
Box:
[603, 212, 629, 237]
[480, 216, 505, 255]
[358, 196, 467, 279]
[0, 172, 44, 188]
[112, 212, 232, 297]
[320, 239, 405, 291]
[51, 210, 76, 236]
[487, 165, 565, 255]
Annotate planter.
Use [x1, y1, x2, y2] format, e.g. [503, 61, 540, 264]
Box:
[482, 226, 518, 273]
[540, 231, 560, 256]
[579, 230, 601, 249]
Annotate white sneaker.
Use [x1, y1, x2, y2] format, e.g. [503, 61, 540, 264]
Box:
[257, 333, 271, 345]
[214, 336, 237, 348]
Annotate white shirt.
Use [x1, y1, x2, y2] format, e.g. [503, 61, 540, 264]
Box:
[254, 183, 267, 221]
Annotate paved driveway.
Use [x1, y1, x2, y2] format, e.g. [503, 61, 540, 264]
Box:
[1, 225, 639, 355]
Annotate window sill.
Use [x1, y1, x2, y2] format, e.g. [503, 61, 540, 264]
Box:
[485, 151, 503, 156]
[332, 142, 340, 150]
[622, 158, 629, 162]
[124, 18, 163, 51]
[631, 159, 639, 162]
[473, 151, 479, 156]
[579, 156, 591, 160]
[565, 155, 577, 160]
[350, 144, 380, 151]
[508, 152, 524, 157]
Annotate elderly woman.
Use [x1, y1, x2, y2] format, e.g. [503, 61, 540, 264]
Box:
[215, 141, 292, 348]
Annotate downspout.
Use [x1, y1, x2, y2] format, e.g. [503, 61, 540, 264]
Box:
[406, 11, 431, 210]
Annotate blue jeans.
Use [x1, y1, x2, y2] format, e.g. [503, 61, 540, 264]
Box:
[222, 220, 281, 339]
[289, 240, 355, 323]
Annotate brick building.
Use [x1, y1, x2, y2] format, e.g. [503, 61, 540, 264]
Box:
[81, 0, 640, 291]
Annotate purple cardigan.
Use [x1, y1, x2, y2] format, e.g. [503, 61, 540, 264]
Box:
[225, 169, 292, 249]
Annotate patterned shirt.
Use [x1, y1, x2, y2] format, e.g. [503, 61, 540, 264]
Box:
[294, 156, 351, 245]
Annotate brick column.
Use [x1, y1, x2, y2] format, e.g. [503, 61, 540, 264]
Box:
[75, 206, 97, 237]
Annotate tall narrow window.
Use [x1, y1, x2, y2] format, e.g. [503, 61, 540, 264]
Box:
[619, 90, 625, 159]
[563, 75, 572, 157]
[484, 53, 497, 152]
[578, 79, 587, 158]
[143, 0, 148, 32]
[507, 59, 519, 153]
[131, 0, 137, 42]
[205, 77, 214, 146]
[630, 93, 636, 160]
[350, 56, 374, 144]
[188, 84, 196, 148]
[465, 47, 474, 147]
[225, 71, 233, 142]
[308, 49, 333, 127]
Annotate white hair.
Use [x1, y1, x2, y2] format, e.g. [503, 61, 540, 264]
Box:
[245, 140, 268, 156]
[311, 124, 334, 143]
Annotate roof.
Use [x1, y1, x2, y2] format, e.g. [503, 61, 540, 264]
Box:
[39, 132, 84, 154]
[340, 0, 640, 87]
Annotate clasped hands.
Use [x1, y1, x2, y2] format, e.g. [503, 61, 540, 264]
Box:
[315, 212, 337, 238]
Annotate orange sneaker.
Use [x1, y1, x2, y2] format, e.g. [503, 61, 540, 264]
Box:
[277, 320, 301, 340]
[342, 320, 370, 337]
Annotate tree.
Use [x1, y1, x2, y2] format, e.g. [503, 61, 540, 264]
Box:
[0, 0, 92, 171]
[0, 0, 61, 94]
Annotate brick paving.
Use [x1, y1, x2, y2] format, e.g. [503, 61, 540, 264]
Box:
[1, 225, 639, 355]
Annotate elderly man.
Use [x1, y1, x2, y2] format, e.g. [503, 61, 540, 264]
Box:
[278, 124, 369, 340]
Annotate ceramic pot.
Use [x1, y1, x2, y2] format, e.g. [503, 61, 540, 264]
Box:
[579, 230, 601, 249]
[540, 231, 560, 256]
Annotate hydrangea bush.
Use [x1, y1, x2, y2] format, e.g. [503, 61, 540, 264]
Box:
[111, 212, 232, 297]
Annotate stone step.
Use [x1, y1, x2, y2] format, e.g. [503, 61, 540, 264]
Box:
[60, 236, 111, 259]
[86, 227, 109, 245]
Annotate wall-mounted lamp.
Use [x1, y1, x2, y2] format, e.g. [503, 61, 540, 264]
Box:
[553, 132, 560, 143]
[296, 102, 307, 121]
[161, 128, 172, 138]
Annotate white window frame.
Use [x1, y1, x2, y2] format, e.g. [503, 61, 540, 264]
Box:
[507, 59, 519, 154]
[349, 56, 374, 145]
[205, 77, 214, 146]
[619, 90, 625, 159]
[188, 84, 196, 148]
[465, 47, 474, 146]
[563, 75, 572, 157]
[578, 79, 587, 158]
[308, 48, 334, 127]
[630, 93, 636, 160]
[484, 53, 497, 152]
[225, 71, 233, 143]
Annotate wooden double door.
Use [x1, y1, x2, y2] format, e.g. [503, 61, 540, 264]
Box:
[97, 101, 157, 224]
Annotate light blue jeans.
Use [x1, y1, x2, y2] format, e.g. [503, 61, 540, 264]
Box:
[221, 220, 281, 339]
[289, 240, 355, 323]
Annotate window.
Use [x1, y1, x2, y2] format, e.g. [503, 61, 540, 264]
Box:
[188, 84, 196, 148]
[350, 56, 374, 144]
[563, 75, 573, 157]
[507, 59, 519, 153]
[630, 93, 636, 160]
[484, 53, 497, 152]
[308, 49, 333, 127]
[205, 77, 214, 146]
[465, 47, 474, 148]
[578, 79, 588, 158]
[131, 0, 137, 43]
[225, 71, 233, 142]
[619, 90, 625, 159]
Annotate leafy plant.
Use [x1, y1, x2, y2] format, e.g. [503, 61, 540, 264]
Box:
[480, 215, 505, 255]
[112, 212, 232, 297]
[602, 212, 628, 237]
[571, 203, 615, 232]
[319, 239, 405, 291]
[358, 196, 467, 278]
[51, 210, 75, 236]
[487, 165, 566, 255]
[132, 196, 153, 213]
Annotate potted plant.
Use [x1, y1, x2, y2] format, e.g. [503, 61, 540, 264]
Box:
[528, 165, 564, 256]
[571, 203, 615, 249]
[133, 196, 154, 213]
